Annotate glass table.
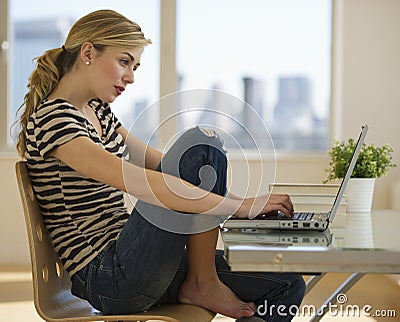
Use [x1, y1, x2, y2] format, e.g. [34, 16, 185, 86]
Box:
[221, 210, 400, 321]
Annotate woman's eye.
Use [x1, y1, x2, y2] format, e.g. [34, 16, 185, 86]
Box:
[120, 59, 129, 66]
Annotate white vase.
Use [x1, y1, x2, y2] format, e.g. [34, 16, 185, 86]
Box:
[345, 178, 376, 213]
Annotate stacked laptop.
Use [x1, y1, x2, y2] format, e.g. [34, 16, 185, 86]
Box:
[221, 125, 369, 245]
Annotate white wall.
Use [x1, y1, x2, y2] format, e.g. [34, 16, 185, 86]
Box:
[1, 0, 400, 266]
[333, 0, 400, 209]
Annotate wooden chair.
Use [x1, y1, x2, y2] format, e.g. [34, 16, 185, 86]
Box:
[15, 161, 216, 322]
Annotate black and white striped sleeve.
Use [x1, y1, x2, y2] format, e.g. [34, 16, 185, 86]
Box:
[32, 102, 89, 158]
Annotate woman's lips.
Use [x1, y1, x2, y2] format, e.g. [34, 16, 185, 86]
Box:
[114, 86, 125, 95]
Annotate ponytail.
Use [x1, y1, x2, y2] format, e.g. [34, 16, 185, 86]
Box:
[16, 46, 78, 156]
[17, 48, 63, 156]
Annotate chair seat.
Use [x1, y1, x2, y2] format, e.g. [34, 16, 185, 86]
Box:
[16, 161, 215, 322]
[34, 292, 215, 321]
[36, 299, 214, 321]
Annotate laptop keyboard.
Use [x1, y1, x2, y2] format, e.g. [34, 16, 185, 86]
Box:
[292, 212, 314, 220]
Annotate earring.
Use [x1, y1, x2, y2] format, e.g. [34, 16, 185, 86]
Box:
[85, 61, 90, 66]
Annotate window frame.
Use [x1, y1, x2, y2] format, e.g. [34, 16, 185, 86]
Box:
[0, 0, 11, 152]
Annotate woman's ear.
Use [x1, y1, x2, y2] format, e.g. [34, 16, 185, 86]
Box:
[80, 42, 94, 65]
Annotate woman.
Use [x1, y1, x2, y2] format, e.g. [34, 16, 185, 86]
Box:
[17, 9, 305, 321]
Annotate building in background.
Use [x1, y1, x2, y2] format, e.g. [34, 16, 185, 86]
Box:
[271, 76, 328, 150]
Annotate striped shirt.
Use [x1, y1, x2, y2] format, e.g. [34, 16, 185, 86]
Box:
[25, 98, 129, 277]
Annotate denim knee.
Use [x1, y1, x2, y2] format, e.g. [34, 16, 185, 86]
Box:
[179, 126, 226, 154]
[160, 126, 227, 186]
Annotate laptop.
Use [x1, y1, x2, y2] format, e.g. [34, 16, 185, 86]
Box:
[221, 227, 333, 246]
[222, 124, 369, 231]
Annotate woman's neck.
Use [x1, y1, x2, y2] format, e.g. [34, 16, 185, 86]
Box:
[47, 69, 93, 109]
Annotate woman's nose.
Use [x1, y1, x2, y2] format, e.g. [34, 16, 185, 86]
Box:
[124, 70, 134, 84]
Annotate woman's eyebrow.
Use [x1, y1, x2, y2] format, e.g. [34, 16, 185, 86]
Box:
[123, 52, 135, 61]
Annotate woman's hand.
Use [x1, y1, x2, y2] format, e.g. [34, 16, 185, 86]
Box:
[235, 194, 294, 219]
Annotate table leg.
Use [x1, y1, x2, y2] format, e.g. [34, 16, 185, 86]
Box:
[305, 273, 326, 295]
[309, 272, 366, 322]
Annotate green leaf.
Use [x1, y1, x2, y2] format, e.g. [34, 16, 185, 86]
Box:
[324, 139, 396, 182]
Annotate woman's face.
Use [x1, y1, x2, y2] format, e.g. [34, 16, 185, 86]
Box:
[88, 46, 143, 103]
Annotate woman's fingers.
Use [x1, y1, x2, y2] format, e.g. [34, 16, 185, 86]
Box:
[260, 194, 294, 218]
[238, 194, 295, 219]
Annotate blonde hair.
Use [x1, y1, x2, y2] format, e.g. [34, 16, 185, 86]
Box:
[16, 9, 151, 156]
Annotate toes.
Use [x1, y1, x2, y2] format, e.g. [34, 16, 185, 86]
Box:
[241, 306, 256, 317]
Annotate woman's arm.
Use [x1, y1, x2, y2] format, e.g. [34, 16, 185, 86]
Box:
[227, 191, 242, 200]
[117, 125, 163, 170]
[50, 136, 242, 215]
[50, 137, 293, 218]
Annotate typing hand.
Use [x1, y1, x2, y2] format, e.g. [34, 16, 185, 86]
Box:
[236, 194, 294, 219]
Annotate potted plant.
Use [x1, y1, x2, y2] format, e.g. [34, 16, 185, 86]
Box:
[325, 138, 396, 212]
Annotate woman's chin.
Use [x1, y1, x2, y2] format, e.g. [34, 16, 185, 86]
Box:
[99, 95, 116, 104]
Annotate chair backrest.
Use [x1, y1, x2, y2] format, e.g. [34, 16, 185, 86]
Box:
[15, 161, 97, 320]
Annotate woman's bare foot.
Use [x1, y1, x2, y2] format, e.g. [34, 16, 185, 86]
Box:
[178, 277, 256, 319]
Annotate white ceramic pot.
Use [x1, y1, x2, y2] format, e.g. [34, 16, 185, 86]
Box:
[345, 178, 376, 213]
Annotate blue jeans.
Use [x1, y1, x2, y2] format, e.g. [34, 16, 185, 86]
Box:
[71, 127, 305, 321]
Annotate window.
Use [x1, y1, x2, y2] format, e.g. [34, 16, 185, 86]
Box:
[2, 0, 331, 153]
[7, 0, 159, 148]
[176, 0, 332, 151]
